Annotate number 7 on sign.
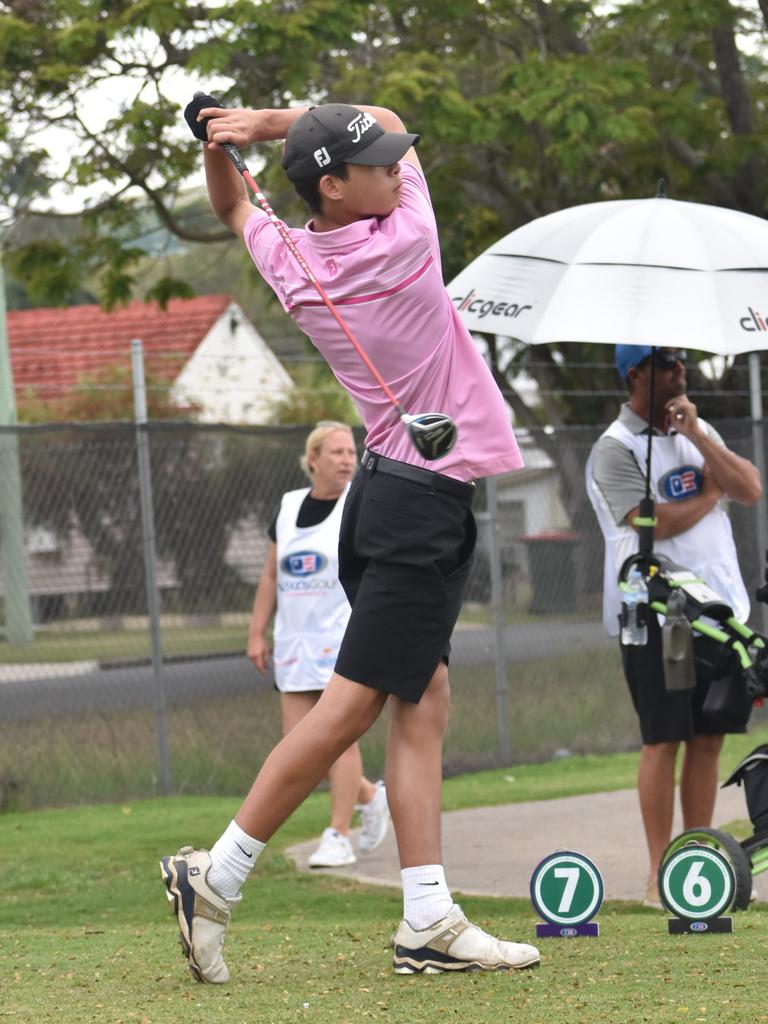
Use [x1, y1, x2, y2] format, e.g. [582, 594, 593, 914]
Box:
[554, 866, 580, 913]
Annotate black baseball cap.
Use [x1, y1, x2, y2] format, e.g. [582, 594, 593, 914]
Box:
[281, 103, 419, 182]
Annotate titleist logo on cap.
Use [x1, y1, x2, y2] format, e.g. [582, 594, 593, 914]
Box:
[347, 112, 376, 145]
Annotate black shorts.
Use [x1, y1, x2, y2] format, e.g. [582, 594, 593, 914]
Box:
[621, 612, 749, 744]
[335, 452, 477, 704]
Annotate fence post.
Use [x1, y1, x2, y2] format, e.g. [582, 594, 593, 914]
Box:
[131, 339, 171, 796]
[749, 352, 768, 635]
[486, 475, 511, 764]
[0, 262, 33, 644]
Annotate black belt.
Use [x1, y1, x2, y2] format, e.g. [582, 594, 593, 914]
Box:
[361, 449, 474, 499]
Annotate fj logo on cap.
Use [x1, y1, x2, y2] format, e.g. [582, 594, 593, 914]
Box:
[347, 112, 376, 144]
[313, 146, 331, 168]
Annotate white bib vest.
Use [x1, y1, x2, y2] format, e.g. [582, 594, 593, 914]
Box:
[586, 419, 749, 636]
[273, 485, 351, 691]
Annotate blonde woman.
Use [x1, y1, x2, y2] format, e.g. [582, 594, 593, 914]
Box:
[247, 422, 389, 867]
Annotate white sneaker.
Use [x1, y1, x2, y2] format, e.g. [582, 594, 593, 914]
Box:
[159, 846, 234, 983]
[392, 904, 540, 974]
[307, 828, 356, 868]
[358, 780, 390, 853]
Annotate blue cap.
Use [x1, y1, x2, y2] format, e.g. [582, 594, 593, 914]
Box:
[615, 345, 653, 382]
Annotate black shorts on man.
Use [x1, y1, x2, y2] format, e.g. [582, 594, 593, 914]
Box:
[335, 452, 476, 703]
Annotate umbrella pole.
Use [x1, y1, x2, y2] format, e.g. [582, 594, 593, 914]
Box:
[637, 347, 658, 560]
[749, 352, 768, 635]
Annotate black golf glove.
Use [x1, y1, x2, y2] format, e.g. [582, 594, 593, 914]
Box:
[184, 93, 221, 141]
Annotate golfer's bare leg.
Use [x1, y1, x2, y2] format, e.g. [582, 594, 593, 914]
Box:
[637, 741, 679, 879]
[680, 733, 724, 829]
[385, 663, 450, 867]
[236, 675, 386, 841]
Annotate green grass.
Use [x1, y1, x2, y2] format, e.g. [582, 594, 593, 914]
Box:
[5, 745, 768, 1023]
[0, 624, 249, 664]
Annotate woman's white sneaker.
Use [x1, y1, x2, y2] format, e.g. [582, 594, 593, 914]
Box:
[358, 781, 391, 854]
[392, 904, 540, 974]
[307, 828, 357, 867]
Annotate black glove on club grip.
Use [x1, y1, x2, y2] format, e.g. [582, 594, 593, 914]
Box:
[184, 92, 221, 141]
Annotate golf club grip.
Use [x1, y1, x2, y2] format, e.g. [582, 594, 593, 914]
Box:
[190, 92, 248, 174]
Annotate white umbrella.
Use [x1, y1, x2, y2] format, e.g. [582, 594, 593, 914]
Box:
[447, 194, 768, 355]
[447, 193, 768, 619]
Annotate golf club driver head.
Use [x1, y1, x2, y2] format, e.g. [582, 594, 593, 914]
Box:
[402, 412, 458, 461]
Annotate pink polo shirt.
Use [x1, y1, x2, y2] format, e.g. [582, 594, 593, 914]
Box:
[243, 163, 523, 481]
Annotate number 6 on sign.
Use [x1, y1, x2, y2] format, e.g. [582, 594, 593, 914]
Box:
[682, 861, 712, 907]
[530, 851, 604, 937]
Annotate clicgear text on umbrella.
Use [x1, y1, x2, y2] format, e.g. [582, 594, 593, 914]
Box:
[451, 289, 533, 319]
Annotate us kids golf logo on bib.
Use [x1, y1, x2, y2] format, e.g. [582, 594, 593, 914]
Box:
[659, 845, 735, 932]
[281, 551, 328, 576]
[660, 465, 702, 500]
[530, 851, 603, 938]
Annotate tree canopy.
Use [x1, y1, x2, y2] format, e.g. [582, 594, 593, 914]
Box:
[2, 0, 768, 440]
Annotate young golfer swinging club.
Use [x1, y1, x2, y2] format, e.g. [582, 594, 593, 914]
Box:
[160, 95, 537, 982]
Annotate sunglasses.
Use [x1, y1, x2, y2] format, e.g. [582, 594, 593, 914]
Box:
[636, 349, 687, 372]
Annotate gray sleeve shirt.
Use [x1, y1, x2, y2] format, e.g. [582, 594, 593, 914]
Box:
[590, 436, 647, 527]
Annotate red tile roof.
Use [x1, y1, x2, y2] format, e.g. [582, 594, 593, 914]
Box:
[7, 294, 231, 399]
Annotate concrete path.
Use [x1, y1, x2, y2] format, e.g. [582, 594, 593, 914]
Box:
[286, 784, 767, 902]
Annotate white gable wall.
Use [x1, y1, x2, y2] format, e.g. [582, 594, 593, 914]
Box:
[171, 301, 294, 424]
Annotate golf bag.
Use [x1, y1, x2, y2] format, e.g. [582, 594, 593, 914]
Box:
[619, 552, 768, 728]
[722, 745, 768, 836]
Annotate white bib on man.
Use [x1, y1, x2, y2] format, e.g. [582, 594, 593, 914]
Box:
[273, 485, 351, 691]
[586, 419, 749, 636]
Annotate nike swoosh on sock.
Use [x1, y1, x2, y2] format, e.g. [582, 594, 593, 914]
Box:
[235, 841, 253, 858]
[418, 881, 440, 885]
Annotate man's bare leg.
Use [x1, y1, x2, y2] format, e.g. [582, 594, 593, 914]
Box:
[236, 675, 387, 841]
[680, 733, 724, 829]
[383, 663, 540, 968]
[637, 740, 679, 881]
[385, 662, 450, 868]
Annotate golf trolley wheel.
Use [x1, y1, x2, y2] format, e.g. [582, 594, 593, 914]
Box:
[660, 827, 753, 911]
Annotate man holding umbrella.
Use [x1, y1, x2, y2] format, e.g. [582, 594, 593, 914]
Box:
[587, 345, 761, 908]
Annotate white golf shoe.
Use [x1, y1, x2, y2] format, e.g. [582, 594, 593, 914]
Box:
[392, 904, 540, 974]
[358, 781, 391, 854]
[159, 846, 234, 983]
[307, 828, 356, 868]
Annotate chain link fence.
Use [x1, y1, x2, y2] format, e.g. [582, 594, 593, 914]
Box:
[0, 418, 765, 810]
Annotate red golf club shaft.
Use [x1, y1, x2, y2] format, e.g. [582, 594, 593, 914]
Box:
[221, 143, 405, 416]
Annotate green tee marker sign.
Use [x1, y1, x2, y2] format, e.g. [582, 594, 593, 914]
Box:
[530, 851, 603, 937]
[659, 845, 736, 933]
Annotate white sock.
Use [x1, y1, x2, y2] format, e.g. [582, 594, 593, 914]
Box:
[401, 864, 454, 930]
[208, 820, 266, 901]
